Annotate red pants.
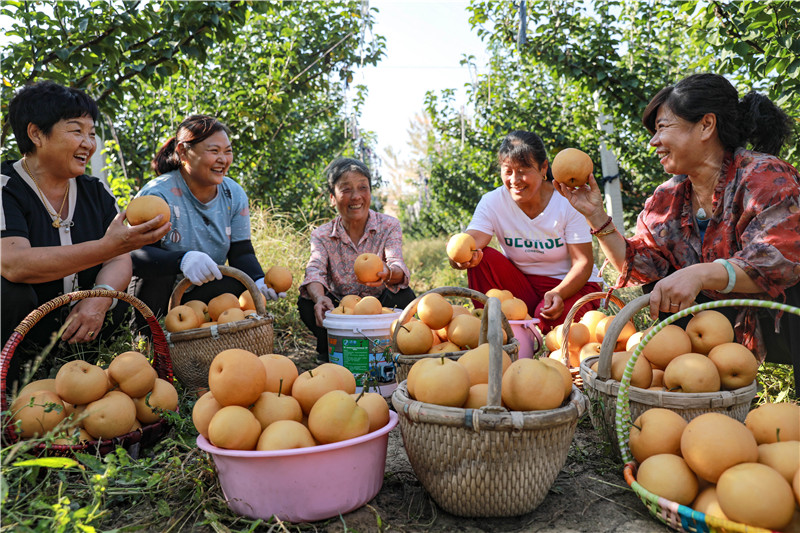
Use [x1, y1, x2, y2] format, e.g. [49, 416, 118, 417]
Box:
[467, 247, 602, 333]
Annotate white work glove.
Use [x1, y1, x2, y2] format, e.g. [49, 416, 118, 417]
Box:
[255, 278, 286, 301]
[180, 251, 222, 285]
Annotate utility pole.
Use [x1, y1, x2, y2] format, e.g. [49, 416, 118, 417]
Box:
[89, 136, 108, 185]
[594, 93, 625, 234]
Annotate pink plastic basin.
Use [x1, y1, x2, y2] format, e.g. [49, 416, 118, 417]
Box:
[196, 411, 398, 523]
[509, 318, 542, 358]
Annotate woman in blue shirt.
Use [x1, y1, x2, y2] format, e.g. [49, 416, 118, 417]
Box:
[130, 115, 278, 330]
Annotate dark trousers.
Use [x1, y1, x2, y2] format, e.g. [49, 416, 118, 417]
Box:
[129, 274, 248, 335]
[297, 287, 417, 360]
[1, 276, 130, 393]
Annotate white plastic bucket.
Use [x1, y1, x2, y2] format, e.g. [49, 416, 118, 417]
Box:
[322, 310, 401, 386]
[508, 318, 542, 359]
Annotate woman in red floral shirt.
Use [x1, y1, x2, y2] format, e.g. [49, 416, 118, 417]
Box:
[298, 158, 416, 360]
[556, 73, 800, 385]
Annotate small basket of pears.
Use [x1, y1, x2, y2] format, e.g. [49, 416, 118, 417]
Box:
[391, 291, 587, 517]
[391, 286, 519, 383]
[1, 289, 175, 456]
[580, 293, 758, 458]
[165, 265, 274, 392]
[548, 290, 628, 390]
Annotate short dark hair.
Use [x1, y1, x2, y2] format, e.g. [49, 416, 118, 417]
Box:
[497, 130, 555, 181]
[151, 114, 231, 175]
[642, 73, 792, 156]
[8, 80, 99, 154]
[325, 157, 371, 194]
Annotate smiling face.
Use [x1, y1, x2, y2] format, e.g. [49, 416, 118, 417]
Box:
[649, 106, 706, 175]
[500, 158, 548, 205]
[179, 129, 233, 188]
[331, 170, 371, 225]
[34, 115, 97, 179]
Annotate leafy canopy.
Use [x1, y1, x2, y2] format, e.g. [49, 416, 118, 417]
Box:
[398, 0, 798, 237]
[2, 1, 386, 221]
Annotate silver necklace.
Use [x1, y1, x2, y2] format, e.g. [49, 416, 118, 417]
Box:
[691, 188, 707, 220]
[694, 165, 725, 221]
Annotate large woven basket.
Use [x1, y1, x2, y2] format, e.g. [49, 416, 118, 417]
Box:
[616, 299, 800, 533]
[580, 293, 757, 458]
[391, 297, 587, 517]
[1, 289, 174, 456]
[166, 266, 274, 392]
[558, 291, 626, 389]
[391, 286, 518, 384]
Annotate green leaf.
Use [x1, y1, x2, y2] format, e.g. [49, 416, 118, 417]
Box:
[73, 452, 105, 473]
[157, 499, 170, 516]
[13, 457, 80, 469]
[786, 58, 800, 78]
[54, 48, 71, 61]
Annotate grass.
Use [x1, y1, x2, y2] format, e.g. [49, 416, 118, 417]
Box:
[1, 204, 795, 532]
[249, 206, 314, 352]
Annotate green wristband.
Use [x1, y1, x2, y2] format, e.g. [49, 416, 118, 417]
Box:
[713, 259, 736, 294]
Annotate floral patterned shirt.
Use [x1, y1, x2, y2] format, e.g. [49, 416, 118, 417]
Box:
[299, 210, 411, 300]
[617, 148, 800, 360]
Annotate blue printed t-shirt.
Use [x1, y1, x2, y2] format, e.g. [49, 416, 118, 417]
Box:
[135, 170, 251, 266]
[467, 185, 602, 282]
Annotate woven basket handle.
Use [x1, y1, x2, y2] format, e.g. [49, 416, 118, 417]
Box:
[484, 296, 505, 408]
[1, 289, 173, 415]
[391, 286, 515, 352]
[168, 265, 267, 316]
[560, 291, 625, 370]
[596, 293, 650, 380]
[614, 298, 800, 464]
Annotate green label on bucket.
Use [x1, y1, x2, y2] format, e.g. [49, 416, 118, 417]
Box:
[327, 335, 394, 386]
[342, 338, 370, 374]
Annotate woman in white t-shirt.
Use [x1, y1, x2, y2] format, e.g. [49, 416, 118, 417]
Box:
[451, 130, 603, 332]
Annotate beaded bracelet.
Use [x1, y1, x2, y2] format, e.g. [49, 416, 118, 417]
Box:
[589, 215, 614, 236]
[594, 224, 617, 237]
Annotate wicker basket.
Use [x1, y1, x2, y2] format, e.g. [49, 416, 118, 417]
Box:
[391, 286, 519, 384]
[391, 296, 587, 517]
[1, 289, 174, 456]
[616, 299, 800, 533]
[558, 291, 626, 389]
[580, 293, 758, 459]
[166, 266, 274, 392]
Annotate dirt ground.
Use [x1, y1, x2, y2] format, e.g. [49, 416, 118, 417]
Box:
[284, 346, 672, 533]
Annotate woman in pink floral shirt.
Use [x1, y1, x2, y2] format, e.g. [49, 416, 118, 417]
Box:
[556, 73, 800, 386]
[298, 158, 416, 359]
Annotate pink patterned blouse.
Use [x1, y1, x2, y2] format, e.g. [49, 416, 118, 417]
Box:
[299, 210, 411, 300]
[617, 148, 800, 360]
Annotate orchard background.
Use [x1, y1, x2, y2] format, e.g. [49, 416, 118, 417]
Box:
[1, 1, 798, 531]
